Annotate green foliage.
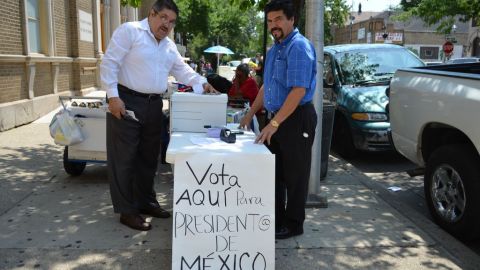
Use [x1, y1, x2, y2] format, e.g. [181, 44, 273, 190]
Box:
[399, 0, 422, 11]
[229, 0, 350, 45]
[185, 33, 208, 60]
[325, 0, 349, 44]
[230, 0, 259, 11]
[175, 0, 263, 62]
[395, 0, 480, 34]
[129, 0, 349, 59]
[120, 0, 142, 8]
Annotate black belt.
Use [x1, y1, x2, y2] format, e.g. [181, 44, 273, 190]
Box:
[118, 84, 163, 100]
[267, 101, 313, 119]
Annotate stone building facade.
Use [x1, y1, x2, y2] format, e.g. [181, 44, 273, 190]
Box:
[0, 0, 158, 131]
[0, 0, 103, 131]
[467, 19, 480, 57]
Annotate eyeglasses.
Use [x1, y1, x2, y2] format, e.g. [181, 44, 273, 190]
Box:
[152, 9, 176, 27]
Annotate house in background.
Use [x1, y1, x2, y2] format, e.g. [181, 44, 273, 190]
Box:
[333, 11, 470, 64]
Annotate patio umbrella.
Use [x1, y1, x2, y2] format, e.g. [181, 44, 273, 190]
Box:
[203, 45, 234, 72]
[204, 45, 234, 55]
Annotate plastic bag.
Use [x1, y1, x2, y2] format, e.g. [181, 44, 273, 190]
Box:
[49, 110, 84, 146]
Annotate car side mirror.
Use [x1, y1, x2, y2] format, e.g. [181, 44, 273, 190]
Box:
[323, 72, 335, 88]
[323, 78, 335, 88]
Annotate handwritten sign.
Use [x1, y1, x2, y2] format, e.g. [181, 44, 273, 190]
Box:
[172, 153, 275, 270]
[78, 10, 93, 42]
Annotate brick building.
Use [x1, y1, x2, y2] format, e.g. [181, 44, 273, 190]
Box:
[0, 0, 159, 131]
[333, 11, 470, 64]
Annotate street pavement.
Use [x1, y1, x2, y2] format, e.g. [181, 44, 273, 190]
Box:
[1, 120, 479, 269]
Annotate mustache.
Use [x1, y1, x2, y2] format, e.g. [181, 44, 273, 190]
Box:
[270, 28, 282, 33]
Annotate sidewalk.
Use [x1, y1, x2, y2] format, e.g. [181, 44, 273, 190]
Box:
[0, 122, 475, 269]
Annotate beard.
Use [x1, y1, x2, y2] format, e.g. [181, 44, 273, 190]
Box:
[270, 28, 284, 42]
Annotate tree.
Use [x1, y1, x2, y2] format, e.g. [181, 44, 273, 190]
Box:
[120, 0, 142, 8]
[324, 0, 350, 44]
[120, 0, 349, 57]
[396, 0, 480, 34]
[233, 0, 349, 45]
[174, 0, 210, 59]
[173, 0, 263, 64]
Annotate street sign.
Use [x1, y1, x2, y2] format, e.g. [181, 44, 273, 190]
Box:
[446, 36, 457, 43]
[443, 41, 454, 54]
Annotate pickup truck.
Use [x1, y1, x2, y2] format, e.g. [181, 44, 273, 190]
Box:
[388, 62, 480, 239]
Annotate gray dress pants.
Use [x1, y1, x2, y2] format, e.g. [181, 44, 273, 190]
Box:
[106, 87, 164, 214]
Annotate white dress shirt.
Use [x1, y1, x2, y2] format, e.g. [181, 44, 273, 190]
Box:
[101, 18, 207, 98]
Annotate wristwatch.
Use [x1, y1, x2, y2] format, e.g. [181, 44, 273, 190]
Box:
[270, 120, 280, 128]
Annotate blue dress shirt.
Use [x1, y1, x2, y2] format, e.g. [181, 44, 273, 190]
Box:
[263, 28, 317, 112]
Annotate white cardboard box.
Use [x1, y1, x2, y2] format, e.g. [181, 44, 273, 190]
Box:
[170, 92, 227, 133]
[68, 117, 106, 159]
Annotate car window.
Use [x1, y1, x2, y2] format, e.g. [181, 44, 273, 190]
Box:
[228, 61, 241, 67]
[335, 48, 424, 85]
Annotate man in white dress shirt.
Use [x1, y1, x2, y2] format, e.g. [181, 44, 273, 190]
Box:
[101, 0, 217, 231]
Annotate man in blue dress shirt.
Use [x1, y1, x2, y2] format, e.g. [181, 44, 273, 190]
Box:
[240, 0, 317, 239]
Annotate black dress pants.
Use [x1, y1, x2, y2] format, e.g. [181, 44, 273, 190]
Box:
[106, 88, 164, 214]
[266, 103, 317, 230]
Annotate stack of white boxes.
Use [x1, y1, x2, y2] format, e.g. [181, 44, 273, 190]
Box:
[170, 92, 228, 133]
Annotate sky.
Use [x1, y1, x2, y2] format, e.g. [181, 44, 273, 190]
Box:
[351, 0, 402, 12]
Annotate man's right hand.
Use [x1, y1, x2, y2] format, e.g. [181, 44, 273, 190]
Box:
[238, 113, 253, 130]
[108, 97, 126, 119]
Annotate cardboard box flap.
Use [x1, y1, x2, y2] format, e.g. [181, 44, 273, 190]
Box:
[171, 92, 227, 103]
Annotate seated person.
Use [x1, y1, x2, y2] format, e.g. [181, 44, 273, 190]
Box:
[228, 63, 259, 107]
[228, 63, 265, 129]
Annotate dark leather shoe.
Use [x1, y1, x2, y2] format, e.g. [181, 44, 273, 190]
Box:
[139, 207, 171, 218]
[120, 214, 151, 231]
[275, 226, 303, 239]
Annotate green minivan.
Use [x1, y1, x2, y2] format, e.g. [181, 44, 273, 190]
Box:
[323, 44, 424, 157]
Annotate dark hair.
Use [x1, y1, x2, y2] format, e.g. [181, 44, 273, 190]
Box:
[236, 63, 250, 77]
[264, 0, 295, 20]
[152, 0, 179, 17]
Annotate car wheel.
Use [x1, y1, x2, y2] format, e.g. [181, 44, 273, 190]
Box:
[63, 146, 86, 176]
[332, 114, 357, 158]
[424, 144, 480, 239]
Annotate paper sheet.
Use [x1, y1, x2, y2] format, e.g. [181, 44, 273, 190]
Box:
[189, 136, 224, 146]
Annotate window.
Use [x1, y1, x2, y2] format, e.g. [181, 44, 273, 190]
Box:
[335, 48, 424, 85]
[25, 0, 51, 54]
[420, 47, 439, 60]
[27, 0, 41, 52]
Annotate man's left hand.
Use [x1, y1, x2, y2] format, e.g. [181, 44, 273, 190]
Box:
[255, 123, 277, 145]
[203, 83, 220, 94]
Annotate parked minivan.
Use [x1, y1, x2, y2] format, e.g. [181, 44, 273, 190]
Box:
[323, 44, 425, 157]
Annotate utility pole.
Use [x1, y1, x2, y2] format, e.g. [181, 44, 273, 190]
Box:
[305, 0, 327, 208]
